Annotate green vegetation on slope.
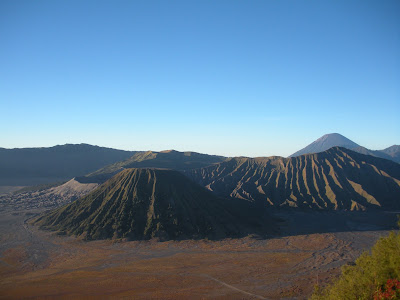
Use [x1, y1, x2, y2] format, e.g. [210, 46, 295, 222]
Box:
[188, 147, 400, 210]
[34, 168, 272, 240]
[311, 219, 400, 299]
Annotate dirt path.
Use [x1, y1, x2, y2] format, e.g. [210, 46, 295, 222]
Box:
[203, 274, 268, 299]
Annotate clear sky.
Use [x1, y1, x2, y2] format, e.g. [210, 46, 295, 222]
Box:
[1, 0, 399, 157]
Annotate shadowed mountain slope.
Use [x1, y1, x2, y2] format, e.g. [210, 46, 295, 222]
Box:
[381, 145, 400, 163]
[187, 147, 400, 210]
[351, 146, 394, 162]
[77, 150, 227, 183]
[0, 144, 135, 186]
[290, 133, 359, 157]
[34, 168, 272, 240]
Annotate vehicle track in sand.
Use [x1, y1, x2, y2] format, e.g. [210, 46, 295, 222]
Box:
[202, 274, 268, 299]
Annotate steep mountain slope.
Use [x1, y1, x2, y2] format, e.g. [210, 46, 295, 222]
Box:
[351, 146, 393, 162]
[34, 168, 271, 240]
[381, 145, 400, 163]
[0, 144, 135, 186]
[290, 133, 359, 157]
[188, 147, 400, 210]
[78, 150, 227, 183]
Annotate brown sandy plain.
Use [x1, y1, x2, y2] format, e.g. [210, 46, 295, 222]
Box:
[0, 207, 397, 299]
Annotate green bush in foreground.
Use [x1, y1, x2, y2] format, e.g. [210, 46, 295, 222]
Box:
[311, 219, 400, 300]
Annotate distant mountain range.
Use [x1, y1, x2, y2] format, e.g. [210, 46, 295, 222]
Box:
[289, 133, 399, 164]
[30, 143, 400, 241]
[34, 168, 274, 240]
[0, 144, 135, 186]
[188, 147, 400, 210]
[1, 134, 397, 187]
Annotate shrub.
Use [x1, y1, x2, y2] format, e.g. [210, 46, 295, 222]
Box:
[374, 278, 400, 300]
[311, 219, 400, 300]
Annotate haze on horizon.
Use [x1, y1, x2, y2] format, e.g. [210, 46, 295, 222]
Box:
[1, 0, 399, 157]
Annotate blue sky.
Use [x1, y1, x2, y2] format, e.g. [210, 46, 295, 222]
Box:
[1, 0, 399, 157]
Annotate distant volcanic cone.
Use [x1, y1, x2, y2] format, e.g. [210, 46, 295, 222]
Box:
[289, 133, 359, 157]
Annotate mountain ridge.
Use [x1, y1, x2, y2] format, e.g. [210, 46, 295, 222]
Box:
[77, 150, 227, 184]
[187, 147, 400, 210]
[0, 144, 135, 186]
